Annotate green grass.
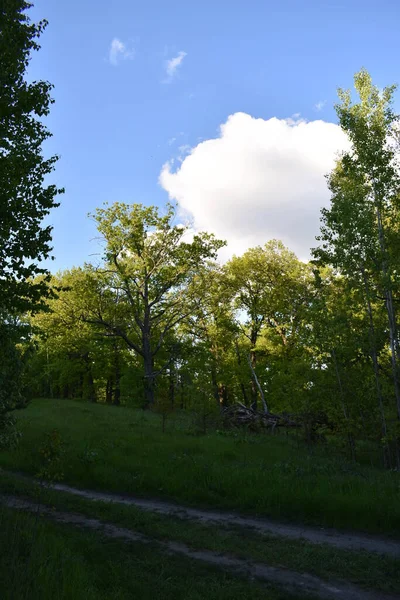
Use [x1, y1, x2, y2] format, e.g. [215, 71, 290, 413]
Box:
[1, 398, 400, 536]
[1, 472, 399, 595]
[0, 504, 306, 600]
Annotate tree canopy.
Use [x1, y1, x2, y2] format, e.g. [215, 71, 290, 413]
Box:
[0, 1, 61, 445]
[0, 0, 62, 315]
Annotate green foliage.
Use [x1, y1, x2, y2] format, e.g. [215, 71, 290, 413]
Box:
[0, 1, 63, 315]
[27, 269, 134, 404]
[223, 241, 313, 411]
[0, 321, 31, 448]
[0, 1, 61, 445]
[83, 202, 225, 406]
[313, 69, 400, 462]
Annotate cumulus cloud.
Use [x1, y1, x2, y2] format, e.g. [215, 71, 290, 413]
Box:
[109, 38, 135, 66]
[159, 112, 349, 261]
[164, 51, 187, 81]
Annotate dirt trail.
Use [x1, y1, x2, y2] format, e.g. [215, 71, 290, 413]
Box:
[25, 478, 399, 558]
[1, 493, 398, 600]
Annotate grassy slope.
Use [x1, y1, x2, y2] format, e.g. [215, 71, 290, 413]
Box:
[1, 398, 399, 535]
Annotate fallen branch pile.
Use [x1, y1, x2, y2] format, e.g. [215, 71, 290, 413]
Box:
[222, 403, 298, 430]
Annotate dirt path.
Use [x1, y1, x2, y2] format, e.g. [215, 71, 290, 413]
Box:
[25, 478, 399, 558]
[1, 493, 398, 600]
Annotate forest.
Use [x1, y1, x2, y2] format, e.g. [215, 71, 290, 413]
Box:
[1, 2, 400, 600]
[9, 70, 400, 469]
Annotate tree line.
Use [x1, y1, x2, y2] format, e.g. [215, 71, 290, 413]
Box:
[2, 3, 400, 466]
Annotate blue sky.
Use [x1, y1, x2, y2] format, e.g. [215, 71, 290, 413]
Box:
[28, 0, 400, 269]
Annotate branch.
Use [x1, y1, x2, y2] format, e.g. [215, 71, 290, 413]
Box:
[150, 297, 182, 323]
[112, 253, 145, 301]
[152, 349, 180, 377]
[152, 312, 190, 357]
[267, 317, 288, 346]
[148, 268, 187, 309]
[82, 315, 144, 357]
[146, 230, 184, 278]
[246, 354, 268, 414]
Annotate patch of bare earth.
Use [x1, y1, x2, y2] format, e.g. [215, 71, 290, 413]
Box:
[1, 493, 399, 600]
[44, 480, 400, 558]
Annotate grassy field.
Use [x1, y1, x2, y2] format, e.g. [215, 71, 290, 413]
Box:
[1, 398, 400, 535]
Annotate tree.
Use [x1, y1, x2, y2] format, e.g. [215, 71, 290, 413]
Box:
[27, 268, 141, 405]
[84, 202, 225, 407]
[183, 262, 237, 409]
[28, 270, 98, 402]
[314, 69, 400, 426]
[225, 240, 311, 411]
[0, 1, 61, 443]
[0, 0, 62, 315]
[0, 319, 30, 447]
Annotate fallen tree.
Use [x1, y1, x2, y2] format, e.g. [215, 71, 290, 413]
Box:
[222, 403, 298, 431]
[222, 403, 335, 440]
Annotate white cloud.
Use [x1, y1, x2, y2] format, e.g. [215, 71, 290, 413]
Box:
[159, 112, 349, 261]
[109, 38, 135, 66]
[164, 51, 187, 81]
[315, 100, 326, 111]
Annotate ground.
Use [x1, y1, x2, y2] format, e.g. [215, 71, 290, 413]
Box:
[0, 398, 399, 599]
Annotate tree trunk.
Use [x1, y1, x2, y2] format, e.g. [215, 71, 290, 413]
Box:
[87, 369, 96, 403]
[376, 205, 400, 420]
[169, 362, 175, 408]
[83, 353, 96, 403]
[210, 362, 220, 408]
[362, 267, 390, 466]
[79, 373, 84, 399]
[180, 374, 185, 410]
[250, 347, 258, 410]
[240, 383, 249, 406]
[46, 346, 53, 399]
[105, 378, 113, 404]
[143, 353, 155, 408]
[218, 384, 229, 407]
[142, 294, 155, 407]
[331, 348, 356, 461]
[234, 340, 249, 406]
[113, 348, 121, 406]
[247, 353, 268, 413]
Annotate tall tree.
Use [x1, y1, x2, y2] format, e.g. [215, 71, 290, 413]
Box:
[225, 240, 310, 411]
[314, 69, 400, 423]
[0, 0, 62, 315]
[184, 262, 237, 409]
[0, 1, 61, 442]
[84, 202, 225, 407]
[27, 270, 135, 404]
